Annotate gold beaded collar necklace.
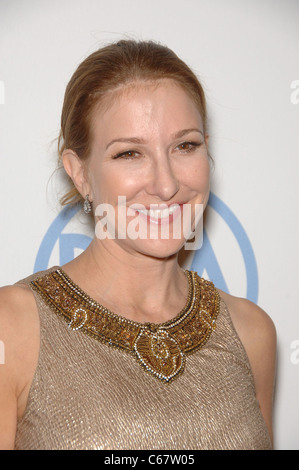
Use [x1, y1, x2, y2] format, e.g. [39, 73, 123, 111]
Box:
[31, 268, 220, 383]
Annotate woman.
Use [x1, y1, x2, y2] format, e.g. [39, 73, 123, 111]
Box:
[0, 40, 276, 450]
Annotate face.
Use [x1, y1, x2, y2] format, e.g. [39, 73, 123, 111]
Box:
[71, 79, 210, 259]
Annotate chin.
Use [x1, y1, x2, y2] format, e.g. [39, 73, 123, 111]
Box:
[130, 238, 188, 260]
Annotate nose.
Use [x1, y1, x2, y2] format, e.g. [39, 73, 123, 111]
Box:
[145, 157, 180, 201]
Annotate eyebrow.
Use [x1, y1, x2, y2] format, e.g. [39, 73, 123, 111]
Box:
[105, 128, 203, 150]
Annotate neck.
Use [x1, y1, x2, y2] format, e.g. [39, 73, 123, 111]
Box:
[62, 238, 188, 323]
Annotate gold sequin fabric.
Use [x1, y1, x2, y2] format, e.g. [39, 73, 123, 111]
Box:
[15, 267, 272, 450]
[29, 268, 219, 383]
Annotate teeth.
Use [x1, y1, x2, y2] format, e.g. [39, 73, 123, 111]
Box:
[136, 204, 180, 219]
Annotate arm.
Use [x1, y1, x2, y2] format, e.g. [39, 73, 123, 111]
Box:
[219, 291, 277, 445]
[0, 285, 39, 450]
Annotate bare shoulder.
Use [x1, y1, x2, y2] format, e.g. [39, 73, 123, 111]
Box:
[0, 282, 37, 310]
[0, 283, 40, 449]
[218, 289, 276, 354]
[0, 283, 40, 384]
[0, 283, 39, 339]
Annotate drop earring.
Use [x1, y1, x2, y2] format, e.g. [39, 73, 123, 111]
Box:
[83, 194, 92, 214]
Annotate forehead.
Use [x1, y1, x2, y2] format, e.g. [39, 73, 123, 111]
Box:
[91, 79, 204, 140]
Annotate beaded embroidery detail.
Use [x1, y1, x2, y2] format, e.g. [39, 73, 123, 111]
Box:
[31, 269, 220, 383]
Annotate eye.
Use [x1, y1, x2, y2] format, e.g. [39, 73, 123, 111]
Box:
[176, 141, 202, 153]
[112, 150, 141, 160]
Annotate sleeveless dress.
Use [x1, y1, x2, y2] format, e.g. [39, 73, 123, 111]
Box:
[14, 267, 272, 450]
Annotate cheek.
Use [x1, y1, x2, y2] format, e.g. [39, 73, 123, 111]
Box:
[89, 164, 142, 204]
[88, 165, 109, 203]
[183, 158, 210, 192]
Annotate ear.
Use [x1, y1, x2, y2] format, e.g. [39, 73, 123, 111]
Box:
[62, 150, 91, 200]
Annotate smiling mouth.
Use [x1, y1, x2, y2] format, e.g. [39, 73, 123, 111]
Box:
[127, 203, 182, 226]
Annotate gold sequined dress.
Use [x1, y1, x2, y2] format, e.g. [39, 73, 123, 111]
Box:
[14, 267, 272, 450]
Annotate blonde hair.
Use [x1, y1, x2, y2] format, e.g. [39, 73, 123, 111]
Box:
[58, 39, 208, 206]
